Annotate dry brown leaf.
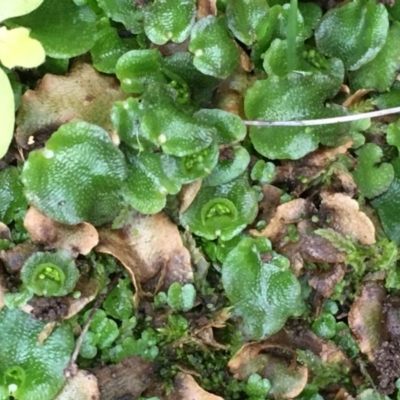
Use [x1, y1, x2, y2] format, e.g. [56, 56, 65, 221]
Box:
[348, 282, 387, 361]
[183, 309, 230, 350]
[194, 327, 227, 350]
[0, 222, 11, 240]
[179, 180, 202, 214]
[166, 373, 223, 400]
[299, 142, 353, 168]
[228, 341, 308, 399]
[16, 63, 128, 148]
[197, 0, 217, 18]
[229, 329, 351, 380]
[273, 142, 353, 195]
[299, 234, 347, 263]
[64, 276, 99, 319]
[97, 212, 192, 292]
[38, 321, 57, 344]
[333, 169, 358, 196]
[335, 388, 356, 400]
[320, 192, 376, 245]
[258, 184, 282, 223]
[342, 89, 373, 108]
[0, 242, 38, 273]
[54, 370, 99, 400]
[251, 198, 309, 242]
[238, 45, 253, 72]
[340, 84, 351, 95]
[309, 264, 347, 298]
[93, 356, 155, 400]
[24, 207, 99, 257]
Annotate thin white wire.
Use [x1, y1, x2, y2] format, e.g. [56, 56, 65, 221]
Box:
[243, 106, 400, 127]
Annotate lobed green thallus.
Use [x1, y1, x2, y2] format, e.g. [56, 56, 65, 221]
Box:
[0, 0, 400, 376]
[18, 0, 396, 232]
[0, 308, 74, 400]
[3, 1, 400, 397]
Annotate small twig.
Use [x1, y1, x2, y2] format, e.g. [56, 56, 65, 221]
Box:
[243, 106, 400, 127]
[64, 273, 122, 378]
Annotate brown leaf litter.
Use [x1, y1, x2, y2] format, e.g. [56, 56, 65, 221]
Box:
[228, 327, 352, 398]
[309, 263, 347, 298]
[15, 62, 128, 149]
[320, 192, 376, 245]
[92, 356, 155, 400]
[54, 370, 99, 400]
[228, 338, 308, 399]
[251, 197, 346, 274]
[24, 207, 99, 257]
[348, 282, 387, 361]
[273, 142, 354, 196]
[0, 241, 38, 273]
[97, 211, 193, 297]
[166, 373, 224, 400]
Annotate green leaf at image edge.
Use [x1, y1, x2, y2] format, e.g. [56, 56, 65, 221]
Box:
[315, 0, 389, 71]
[0, 68, 15, 159]
[7, 0, 97, 58]
[0, 307, 74, 400]
[372, 157, 400, 244]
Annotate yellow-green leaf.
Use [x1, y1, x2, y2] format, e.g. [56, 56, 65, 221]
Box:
[0, 0, 43, 22]
[0, 27, 45, 69]
[0, 67, 15, 159]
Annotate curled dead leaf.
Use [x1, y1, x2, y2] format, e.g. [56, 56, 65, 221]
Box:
[309, 264, 347, 298]
[332, 169, 358, 197]
[229, 328, 351, 379]
[238, 45, 253, 72]
[0, 242, 38, 273]
[298, 234, 346, 263]
[257, 184, 282, 223]
[64, 276, 99, 319]
[54, 370, 99, 400]
[348, 282, 387, 360]
[38, 321, 57, 344]
[320, 192, 375, 245]
[24, 207, 99, 257]
[179, 180, 202, 214]
[166, 373, 223, 400]
[342, 89, 373, 108]
[251, 198, 310, 243]
[228, 341, 308, 399]
[16, 63, 128, 148]
[97, 212, 192, 293]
